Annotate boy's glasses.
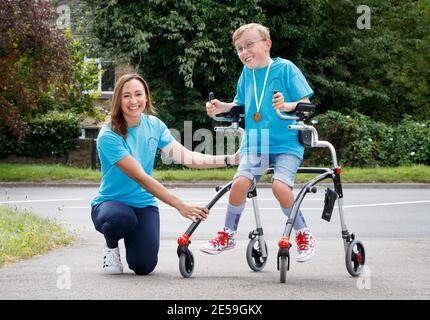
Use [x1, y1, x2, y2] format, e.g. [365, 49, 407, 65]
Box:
[235, 39, 266, 55]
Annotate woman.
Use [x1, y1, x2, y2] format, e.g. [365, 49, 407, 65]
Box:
[91, 74, 237, 275]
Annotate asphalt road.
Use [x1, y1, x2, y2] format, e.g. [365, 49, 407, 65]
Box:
[0, 185, 429, 300]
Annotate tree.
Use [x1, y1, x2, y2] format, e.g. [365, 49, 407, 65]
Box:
[0, 0, 73, 142]
[87, 0, 430, 127]
[304, 0, 430, 122]
[88, 0, 264, 131]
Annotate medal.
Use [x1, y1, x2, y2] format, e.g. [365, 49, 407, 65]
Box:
[252, 59, 272, 122]
[253, 112, 262, 122]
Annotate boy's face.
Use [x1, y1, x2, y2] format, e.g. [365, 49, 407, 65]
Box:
[234, 29, 272, 69]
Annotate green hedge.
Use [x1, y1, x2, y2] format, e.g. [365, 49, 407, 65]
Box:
[0, 111, 82, 159]
[305, 111, 430, 167]
[0, 130, 17, 159]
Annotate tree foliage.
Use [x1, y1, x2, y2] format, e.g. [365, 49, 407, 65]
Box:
[0, 0, 101, 144]
[0, 0, 73, 141]
[87, 0, 430, 128]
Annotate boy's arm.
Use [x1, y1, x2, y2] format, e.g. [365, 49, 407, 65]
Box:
[273, 94, 310, 113]
[206, 99, 236, 117]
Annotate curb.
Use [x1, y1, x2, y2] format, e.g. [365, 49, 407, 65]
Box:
[1, 181, 430, 189]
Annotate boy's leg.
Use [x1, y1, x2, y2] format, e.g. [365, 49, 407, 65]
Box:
[226, 152, 267, 231]
[124, 206, 160, 275]
[271, 154, 315, 262]
[200, 153, 266, 255]
[225, 176, 252, 231]
[199, 176, 250, 255]
[272, 180, 307, 231]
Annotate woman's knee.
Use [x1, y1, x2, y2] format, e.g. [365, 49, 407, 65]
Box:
[93, 201, 138, 235]
[129, 259, 158, 275]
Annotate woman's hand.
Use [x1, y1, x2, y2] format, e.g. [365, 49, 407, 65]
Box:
[177, 202, 209, 222]
[228, 151, 240, 166]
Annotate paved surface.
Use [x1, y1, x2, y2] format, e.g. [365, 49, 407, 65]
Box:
[0, 185, 429, 300]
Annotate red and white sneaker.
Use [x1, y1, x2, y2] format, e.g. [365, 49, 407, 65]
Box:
[200, 227, 236, 255]
[295, 228, 316, 263]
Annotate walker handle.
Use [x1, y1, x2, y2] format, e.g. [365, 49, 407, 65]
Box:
[276, 102, 316, 122]
[209, 92, 244, 123]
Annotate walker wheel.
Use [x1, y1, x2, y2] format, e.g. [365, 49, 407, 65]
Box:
[279, 255, 289, 283]
[345, 240, 366, 277]
[179, 250, 194, 278]
[246, 237, 268, 272]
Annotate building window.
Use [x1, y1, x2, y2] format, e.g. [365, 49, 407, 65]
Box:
[84, 57, 115, 97]
[100, 62, 115, 93]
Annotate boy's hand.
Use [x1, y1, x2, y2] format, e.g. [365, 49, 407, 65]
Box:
[206, 99, 227, 117]
[272, 91, 285, 111]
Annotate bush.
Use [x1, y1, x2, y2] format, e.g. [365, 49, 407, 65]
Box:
[19, 111, 82, 158]
[0, 130, 16, 159]
[305, 111, 430, 167]
[379, 116, 430, 166]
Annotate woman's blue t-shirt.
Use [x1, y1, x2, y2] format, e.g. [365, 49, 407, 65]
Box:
[233, 57, 314, 159]
[91, 114, 174, 208]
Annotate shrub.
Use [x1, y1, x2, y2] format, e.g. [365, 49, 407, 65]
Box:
[0, 130, 16, 159]
[305, 111, 430, 167]
[19, 111, 82, 158]
[379, 116, 430, 166]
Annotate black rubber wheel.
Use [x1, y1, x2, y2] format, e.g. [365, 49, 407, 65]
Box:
[345, 240, 366, 277]
[279, 256, 288, 283]
[179, 251, 194, 278]
[246, 237, 268, 272]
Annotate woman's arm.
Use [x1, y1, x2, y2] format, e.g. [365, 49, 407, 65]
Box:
[161, 140, 239, 169]
[115, 155, 208, 221]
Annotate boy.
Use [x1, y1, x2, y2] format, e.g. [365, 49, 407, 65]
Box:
[200, 23, 316, 262]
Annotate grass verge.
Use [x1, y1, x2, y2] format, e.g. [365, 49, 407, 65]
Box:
[0, 163, 100, 181]
[0, 205, 75, 268]
[154, 165, 430, 183]
[0, 163, 429, 183]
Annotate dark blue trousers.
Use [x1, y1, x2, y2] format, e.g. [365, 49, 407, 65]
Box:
[91, 201, 160, 275]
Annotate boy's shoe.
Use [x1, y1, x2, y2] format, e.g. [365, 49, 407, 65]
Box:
[200, 227, 236, 255]
[102, 245, 123, 274]
[295, 228, 316, 263]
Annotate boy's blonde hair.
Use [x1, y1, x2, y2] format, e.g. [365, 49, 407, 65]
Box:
[232, 23, 271, 44]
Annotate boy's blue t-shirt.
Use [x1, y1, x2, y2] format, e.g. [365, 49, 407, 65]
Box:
[233, 57, 314, 159]
[91, 114, 174, 208]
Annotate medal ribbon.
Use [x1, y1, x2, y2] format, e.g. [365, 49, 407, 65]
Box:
[252, 59, 272, 116]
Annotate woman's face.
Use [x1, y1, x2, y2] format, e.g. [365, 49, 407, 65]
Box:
[120, 79, 147, 125]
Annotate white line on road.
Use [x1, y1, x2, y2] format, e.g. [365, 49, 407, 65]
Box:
[343, 200, 430, 208]
[61, 199, 430, 211]
[0, 198, 84, 204]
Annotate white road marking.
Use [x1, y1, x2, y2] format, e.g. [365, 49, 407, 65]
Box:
[0, 198, 84, 204]
[61, 199, 430, 211]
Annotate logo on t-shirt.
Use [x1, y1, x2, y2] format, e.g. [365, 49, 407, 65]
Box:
[148, 136, 158, 153]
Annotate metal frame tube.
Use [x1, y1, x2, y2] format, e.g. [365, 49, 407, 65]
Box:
[251, 197, 268, 257]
